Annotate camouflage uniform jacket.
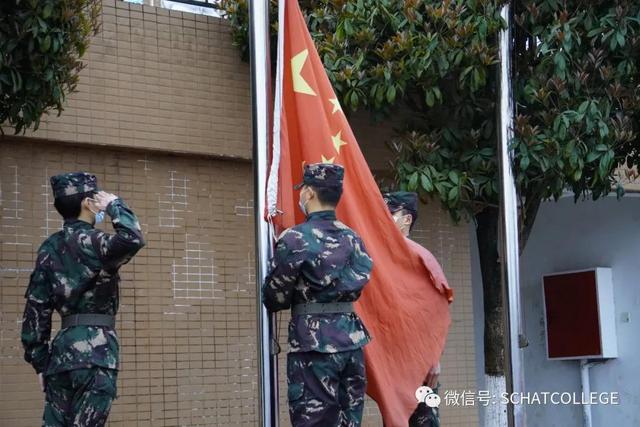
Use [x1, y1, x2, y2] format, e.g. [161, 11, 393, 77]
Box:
[21, 199, 145, 375]
[263, 210, 373, 353]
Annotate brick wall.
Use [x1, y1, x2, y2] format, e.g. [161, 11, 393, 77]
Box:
[0, 139, 257, 426]
[20, 0, 252, 159]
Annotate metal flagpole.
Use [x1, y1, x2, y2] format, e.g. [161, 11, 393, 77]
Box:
[497, 3, 526, 427]
[249, 1, 280, 426]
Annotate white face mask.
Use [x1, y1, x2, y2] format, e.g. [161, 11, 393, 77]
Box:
[86, 198, 105, 224]
[393, 212, 410, 230]
[392, 212, 402, 225]
[298, 189, 309, 216]
[93, 210, 105, 224]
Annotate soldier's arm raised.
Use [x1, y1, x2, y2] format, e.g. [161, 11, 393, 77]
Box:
[262, 230, 305, 312]
[21, 249, 53, 374]
[91, 194, 146, 271]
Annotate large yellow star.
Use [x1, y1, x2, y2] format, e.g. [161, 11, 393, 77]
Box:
[331, 131, 348, 154]
[291, 50, 317, 96]
[329, 98, 342, 114]
[321, 155, 335, 164]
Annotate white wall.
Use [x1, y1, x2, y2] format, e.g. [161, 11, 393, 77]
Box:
[519, 196, 640, 426]
[471, 195, 640, 426]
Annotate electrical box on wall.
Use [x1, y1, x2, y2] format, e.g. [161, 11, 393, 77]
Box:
[542, 268, 617, 360]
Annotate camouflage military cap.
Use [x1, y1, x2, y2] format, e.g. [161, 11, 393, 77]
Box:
[50, 172, 99, 198]
[383, 191, 418, 219]
[294, 163, 344, 190]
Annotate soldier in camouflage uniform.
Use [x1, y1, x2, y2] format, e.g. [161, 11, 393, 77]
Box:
[263, 163, 373, 427]
[21, 172, 145, 427]
[384, 191, 441, 427]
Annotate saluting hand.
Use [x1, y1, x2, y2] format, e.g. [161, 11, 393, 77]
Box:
[92, 191, 118, 211]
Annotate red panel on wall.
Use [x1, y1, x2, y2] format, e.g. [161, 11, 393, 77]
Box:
[543, 271, 602, 358]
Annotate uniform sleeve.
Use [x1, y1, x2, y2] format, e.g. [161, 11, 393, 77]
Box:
[21, 249, 53, 374]
[262, 230, 306, 312]
[349, 234, 373, 287]
[91, 198, 146, 271]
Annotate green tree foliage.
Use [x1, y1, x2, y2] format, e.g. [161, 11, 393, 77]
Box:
[0, 0, 101, 134]
[221, 0, 640, 380]
[221, 0, 506, 215]
[221, 0, 505, 221]
[514, 1, 640, 237]
[221, 0, 640, 228]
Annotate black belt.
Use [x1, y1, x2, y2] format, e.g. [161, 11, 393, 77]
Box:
[61, 314, 116, 329]
[291, 302, 354, 315]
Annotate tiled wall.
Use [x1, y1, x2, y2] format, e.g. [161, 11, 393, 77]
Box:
[19, 0, 252, 159]
[0, 140, 257, 426]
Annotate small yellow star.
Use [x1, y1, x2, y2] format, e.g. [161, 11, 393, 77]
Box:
[321, 155, 335, 164]
[331, 131, 348, 154]
[329, 98, 342, 114]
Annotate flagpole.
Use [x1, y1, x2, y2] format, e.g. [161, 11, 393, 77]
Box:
[249, 1, 280, 426]
[497, 3, 526, 427]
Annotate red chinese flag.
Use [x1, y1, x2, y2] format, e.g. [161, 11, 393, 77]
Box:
[269, 2, 453, 425]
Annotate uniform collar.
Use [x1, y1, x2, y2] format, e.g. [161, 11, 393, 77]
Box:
[306, 210, 337, 222]
[64, 219, 94, 230]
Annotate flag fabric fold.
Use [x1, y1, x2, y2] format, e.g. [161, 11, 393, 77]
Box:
[268, 1, 453, 425]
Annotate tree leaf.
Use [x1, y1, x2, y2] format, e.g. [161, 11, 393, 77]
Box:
[42, 3, 53, 19]
[40, 35, 51, 52]
[420, 174, 433, 192]
[585, 152, 601, 163]
[408, 172, 419, 191]
[425, 90, 434, 107]
[448, 186, 459, 202]
[386, 85, 396, 104]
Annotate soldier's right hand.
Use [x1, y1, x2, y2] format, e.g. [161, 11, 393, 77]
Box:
[93, 191, 119, 210]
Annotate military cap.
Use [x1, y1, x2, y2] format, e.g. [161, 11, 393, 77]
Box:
[50, 172, 99, 199]
[294, 163, 344, 190]
[383, 191, 418, 220]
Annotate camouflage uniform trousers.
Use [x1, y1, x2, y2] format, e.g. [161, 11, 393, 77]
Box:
[408, 385, 440, 427]
[287, 349, 366, 427]
[43, 367, 117, 427]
